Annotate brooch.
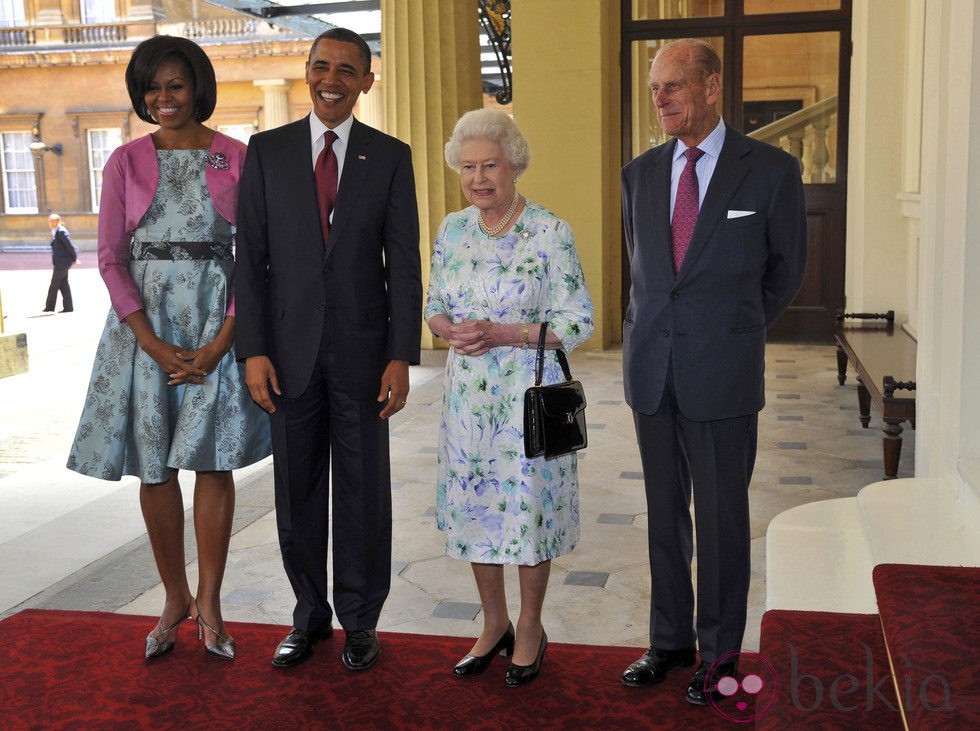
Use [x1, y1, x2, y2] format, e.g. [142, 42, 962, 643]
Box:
[206, 152, 230, 170]
[519, 228, 534, 242]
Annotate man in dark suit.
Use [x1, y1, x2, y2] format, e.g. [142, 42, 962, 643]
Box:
[44, 213, 77, 313]
[235, 27, 421, 671]
[619, 39, 807, 704]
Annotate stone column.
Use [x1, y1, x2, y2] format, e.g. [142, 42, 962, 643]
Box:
[381, 0, 483, 349]
[512, 0, 620, 348]
[358, 72, 385, 133]
[253, 79, 291, 131]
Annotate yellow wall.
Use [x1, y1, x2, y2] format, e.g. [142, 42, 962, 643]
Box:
[512, 0, 621, 349]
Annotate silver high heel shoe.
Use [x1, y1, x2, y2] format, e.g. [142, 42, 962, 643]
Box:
[145, 606, 190, 659]
[194, 599, 235, 660]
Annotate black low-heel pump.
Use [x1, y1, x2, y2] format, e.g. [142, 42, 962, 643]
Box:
[504, 629, 548, 687]
[453, 623, 516, 678]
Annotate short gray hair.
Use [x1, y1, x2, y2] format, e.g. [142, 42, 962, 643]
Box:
[655, 38, 721, 82]
[444, 108, 530, 176]
[48, 213, 61, 221]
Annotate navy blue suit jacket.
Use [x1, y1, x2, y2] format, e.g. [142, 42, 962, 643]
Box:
[621, 124, 807, 420]
[235, 116, 422, 399]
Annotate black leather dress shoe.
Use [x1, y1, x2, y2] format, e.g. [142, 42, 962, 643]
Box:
[342, 629, 381, 671]
[504, 629, 548, 687]
[621, 645, 697, 687]
[272, 626, 333, 668]
[685, 657, 739, 706]
[454, 623, 515, 678]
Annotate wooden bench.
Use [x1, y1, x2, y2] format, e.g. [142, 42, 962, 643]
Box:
[834, 311, 916, 479]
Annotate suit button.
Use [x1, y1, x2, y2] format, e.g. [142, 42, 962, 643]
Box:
[662, 328, 670, 337]
[670, 292, 679, 300]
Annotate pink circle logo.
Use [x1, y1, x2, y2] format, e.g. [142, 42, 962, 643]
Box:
[706, 650, 780, 723]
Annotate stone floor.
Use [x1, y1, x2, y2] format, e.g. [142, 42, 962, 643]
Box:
[0, 263, 913, 658]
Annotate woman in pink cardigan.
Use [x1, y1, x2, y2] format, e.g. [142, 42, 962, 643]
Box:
[68, 36, 270, 661]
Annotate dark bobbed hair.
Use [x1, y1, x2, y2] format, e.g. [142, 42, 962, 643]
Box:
[309, 28, 373, 75]
[126, 35, 217, 125]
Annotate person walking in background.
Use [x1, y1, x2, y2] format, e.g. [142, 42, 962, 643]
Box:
[619, 39, 807, 704]
[43, 213, 77, 313]
[67, 35, 271, 662]
[425, 109, 594, 687]
[234, 27, 422, 672]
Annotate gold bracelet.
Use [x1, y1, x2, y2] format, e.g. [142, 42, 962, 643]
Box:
[521, 323, 530, 349]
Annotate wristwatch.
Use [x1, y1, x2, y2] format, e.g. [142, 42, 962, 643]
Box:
[521, 323, 530, 349]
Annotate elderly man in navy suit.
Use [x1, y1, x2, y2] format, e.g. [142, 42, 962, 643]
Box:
[619, 39, 807, 704]
[235, 27, 421, 672]
[43, 213, 78, 313]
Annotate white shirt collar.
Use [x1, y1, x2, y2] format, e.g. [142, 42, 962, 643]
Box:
[309, 112, 355, 146]
[673, 116, 726, 161]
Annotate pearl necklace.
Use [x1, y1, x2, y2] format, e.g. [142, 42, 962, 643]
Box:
[478, 190, 521, 237]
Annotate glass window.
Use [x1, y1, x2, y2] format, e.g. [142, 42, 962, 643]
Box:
[744, 0, 840, 14]
[1, 131, 38, 213]
[80, 0, 116, 24]
[217, 124, 254, 144]
[0, 0, 25, 27]
[87, 128, 122, 212]
[743, 31, 839, 182]
[631, 0, 723, 20]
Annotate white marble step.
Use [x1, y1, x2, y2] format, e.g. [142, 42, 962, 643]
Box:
[858, 474, 980, 566]
[765, 496, 878, 613]
[766, 469, 980, 614]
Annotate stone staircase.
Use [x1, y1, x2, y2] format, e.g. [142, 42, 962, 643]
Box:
[761, 471, 980, 727]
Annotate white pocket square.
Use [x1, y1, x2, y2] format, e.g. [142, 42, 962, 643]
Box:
[727, 209, 755, 219]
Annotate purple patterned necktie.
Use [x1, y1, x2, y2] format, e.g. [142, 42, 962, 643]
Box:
[671, 146, 705, 274]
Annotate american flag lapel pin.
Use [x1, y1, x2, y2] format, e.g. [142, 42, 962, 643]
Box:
[358, 154, 367, 160]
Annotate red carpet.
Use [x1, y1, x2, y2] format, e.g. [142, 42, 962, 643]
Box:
[873, 563, 980, 730]
[757, 610, 900, 729]
[0, 609, 741, 730]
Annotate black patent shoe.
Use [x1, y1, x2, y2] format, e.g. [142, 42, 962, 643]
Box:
[342, 629, 381, 671]
[621, 645, 697, 687]
[504, 629, 548, 687]
[453, 623, 516, 678]
[685, 657, 739, 706]
[272, 626, 333, 668]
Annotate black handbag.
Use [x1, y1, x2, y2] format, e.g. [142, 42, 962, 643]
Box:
[523, 323, 588, 460]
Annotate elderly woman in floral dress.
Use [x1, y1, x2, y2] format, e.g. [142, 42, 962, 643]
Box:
[426, 108, 594, 687]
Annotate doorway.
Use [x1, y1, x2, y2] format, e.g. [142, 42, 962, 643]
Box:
[621, 0, 852, 342]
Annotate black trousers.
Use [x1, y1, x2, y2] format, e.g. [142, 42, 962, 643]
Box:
[632, 368, 757, 663]
[270, 329, 392, 634]
[45, 267, 73, 311]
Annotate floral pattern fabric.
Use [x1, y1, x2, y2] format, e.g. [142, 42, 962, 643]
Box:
[425, 201, 594, 565]
[68, 150, 271, 484]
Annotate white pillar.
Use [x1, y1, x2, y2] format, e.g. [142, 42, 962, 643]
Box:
[253, 79, 291, 131]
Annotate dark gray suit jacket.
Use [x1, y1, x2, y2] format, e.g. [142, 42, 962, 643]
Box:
[621, 124, 807, 420]
[235, 116, 422, 399]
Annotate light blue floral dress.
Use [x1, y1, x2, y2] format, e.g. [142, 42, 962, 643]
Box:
[425, 201, 594, 565]
[67, 150, 271, 484]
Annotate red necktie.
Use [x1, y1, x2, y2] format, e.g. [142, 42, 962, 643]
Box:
[671, 146, 705, 274]
[315, 130, 338, 244]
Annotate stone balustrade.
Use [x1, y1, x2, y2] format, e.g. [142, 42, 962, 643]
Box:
[749, 94, 839, 183]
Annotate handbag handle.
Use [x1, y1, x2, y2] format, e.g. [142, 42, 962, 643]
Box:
[534, 322, 573, 386]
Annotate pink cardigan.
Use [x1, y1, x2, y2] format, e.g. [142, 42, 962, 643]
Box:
[97, 131, 247, 321]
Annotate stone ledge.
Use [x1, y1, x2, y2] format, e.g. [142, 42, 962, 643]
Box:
[0, 333, 28, 379]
